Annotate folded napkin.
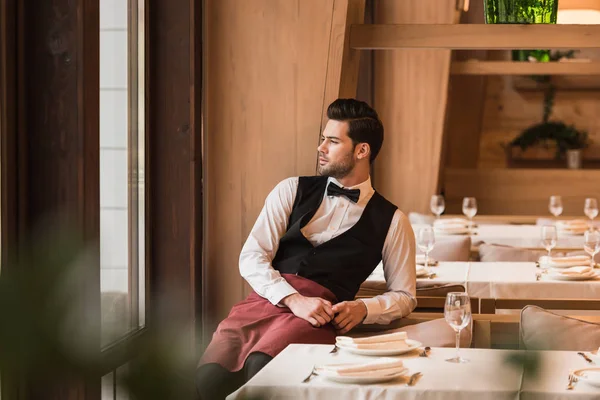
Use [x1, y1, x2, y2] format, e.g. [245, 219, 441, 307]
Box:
[434, 218, 469, 227]
[434, 226, 470, 235]
[317, 358, 404, 377]
[416, 266, 429, 276]
[556, 220, 589, 234]
[337, 331, 407, 345]
[557, 219, 588, 227]
[550, 266, 593, 276]
[416, 254, 438, 265]
[540, 255, 591, 266]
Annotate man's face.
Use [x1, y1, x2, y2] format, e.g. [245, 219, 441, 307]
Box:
[317, 120, 356, 179]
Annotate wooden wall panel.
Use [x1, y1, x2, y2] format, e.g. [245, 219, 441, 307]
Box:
[444, 1, 488, 170]
[444, 168, 600, 215]
[372, 0, 456, 213]
[204, 0, 339, 328]
[478, 51, 600, 169]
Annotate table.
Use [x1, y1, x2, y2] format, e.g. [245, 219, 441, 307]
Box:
[362, 262, 600, 302]
[467, 262, 600, 300]
[412, 223, 585, 251]
[229, 345, 598, 400]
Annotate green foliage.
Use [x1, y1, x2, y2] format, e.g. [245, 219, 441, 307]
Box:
[505, 351, 541, 379]
[484, 0, 558, 24]
[0, 221, 197, 399]
[510, 121, 590, 158]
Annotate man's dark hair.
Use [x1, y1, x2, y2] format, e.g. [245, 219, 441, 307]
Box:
[326, 98, 384, 163]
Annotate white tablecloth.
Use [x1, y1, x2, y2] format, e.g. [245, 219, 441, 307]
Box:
[229, 345, 523, 400]
[229, 345, 599, 400]
[520, 350, 600, 400]
[467, 262, 600, 300]
[413, 223, 584, 251]
[363, 262, 600, 301]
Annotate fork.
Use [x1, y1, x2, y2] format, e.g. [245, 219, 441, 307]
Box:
[302, 366, 317, 383]
[578, 352, 594, 364]
[405, 372, 422, 387]
[419, 346, 431, 357]
[566, 373, 578, 390]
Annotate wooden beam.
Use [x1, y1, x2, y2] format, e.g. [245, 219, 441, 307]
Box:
[350, 24, 600, 49]
[452, 61, 600, 75]
[320, 0, 366, 131]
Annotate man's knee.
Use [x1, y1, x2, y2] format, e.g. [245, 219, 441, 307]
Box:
[244, 352, 273, 381]
[195, 363, 243, 400]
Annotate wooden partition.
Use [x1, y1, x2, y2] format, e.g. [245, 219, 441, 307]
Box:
[444, 168, 600, 215]
[203, 0, 364, 329]
[371, 0, 457, 214]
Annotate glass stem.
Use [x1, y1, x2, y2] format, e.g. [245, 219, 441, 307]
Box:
[425, 252, 429, 269]
[455, 329, 461, 360]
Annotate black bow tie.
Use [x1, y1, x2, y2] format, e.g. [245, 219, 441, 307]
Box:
[326, 182, 360, 203]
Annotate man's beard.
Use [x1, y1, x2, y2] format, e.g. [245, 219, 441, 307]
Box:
[318, 152, 356, 179]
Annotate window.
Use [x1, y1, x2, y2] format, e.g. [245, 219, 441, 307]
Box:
[99, 0, 146, 347]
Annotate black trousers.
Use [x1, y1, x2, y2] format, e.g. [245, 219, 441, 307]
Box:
[195, 351, 273, 400]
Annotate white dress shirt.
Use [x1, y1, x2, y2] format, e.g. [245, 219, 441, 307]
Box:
[239, 176, 417, 325]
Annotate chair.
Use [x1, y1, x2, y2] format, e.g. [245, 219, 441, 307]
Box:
[520, 305, 600, 351]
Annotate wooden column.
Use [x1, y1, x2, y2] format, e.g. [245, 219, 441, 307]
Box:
[1, 0, 100, 398]
[146, 0, 202, 352]
[372, 0, 456, 214]
[320, 0, 366, 129]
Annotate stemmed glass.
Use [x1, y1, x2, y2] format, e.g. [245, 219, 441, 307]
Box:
[584, 229, 600, 269]
[444, 292, 471, 364]
[584, 198, 598, 230]
[430, 195, 445, 220]
[549, 195, 563, 220]
[462, 197, 477, 232]
[541, 225, 557, 258]
[417, 227, 435, 270]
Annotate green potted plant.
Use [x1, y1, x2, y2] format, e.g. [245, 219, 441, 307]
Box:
[508, 121, 589, 168]
[484, 0, 559, 24]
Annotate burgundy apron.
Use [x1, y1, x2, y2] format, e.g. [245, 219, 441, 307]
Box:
[200, 274, 338, 372]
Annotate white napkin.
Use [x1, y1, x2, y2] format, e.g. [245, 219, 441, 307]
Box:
[557, 219, 588, 228]
[416, 265, 429, 276]
[433, 226, 470, 235]
[317, 358, 404, 376]
[416, 254, 438, 265]
[556, 220, 588, 234]
[539, 255, 591, 267]
[337, 331, 407, 345]
[550, 266, 593, 276]
[434, 218, 469, 227]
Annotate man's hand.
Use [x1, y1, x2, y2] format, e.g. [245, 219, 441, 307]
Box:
[281, 293, 335, 327]
[331, 300, 368, 335]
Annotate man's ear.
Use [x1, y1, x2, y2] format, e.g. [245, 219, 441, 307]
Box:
[356, 143, 370, 161]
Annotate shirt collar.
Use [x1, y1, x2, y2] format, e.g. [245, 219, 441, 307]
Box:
[327, 176, 374, 203]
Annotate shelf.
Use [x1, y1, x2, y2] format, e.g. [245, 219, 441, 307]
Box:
[451, 61, 600, 75]
[350, 24, 600, 50]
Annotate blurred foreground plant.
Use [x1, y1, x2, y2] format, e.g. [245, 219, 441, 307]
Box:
[0, 221, 196, 399]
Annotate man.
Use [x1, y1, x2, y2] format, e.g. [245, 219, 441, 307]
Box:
[196, 98, 416, 399]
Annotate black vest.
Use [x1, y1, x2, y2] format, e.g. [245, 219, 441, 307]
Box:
[272, 176, 397, 302]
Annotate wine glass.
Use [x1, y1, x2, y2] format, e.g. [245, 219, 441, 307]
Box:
[462, 197, 477, 231]
[444, 292, 471, 364]
[541, 225, 557, 258]
[584, 229, 600, 269]
[417, 226, 435, 268]
[430, 195, 445, 220]
[417, 227, 435, 269]
[549, 195, 563, 219]
[584, 198, 598, 229]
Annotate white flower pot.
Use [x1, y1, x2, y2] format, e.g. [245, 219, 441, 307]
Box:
[566, 149, 582, 169]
